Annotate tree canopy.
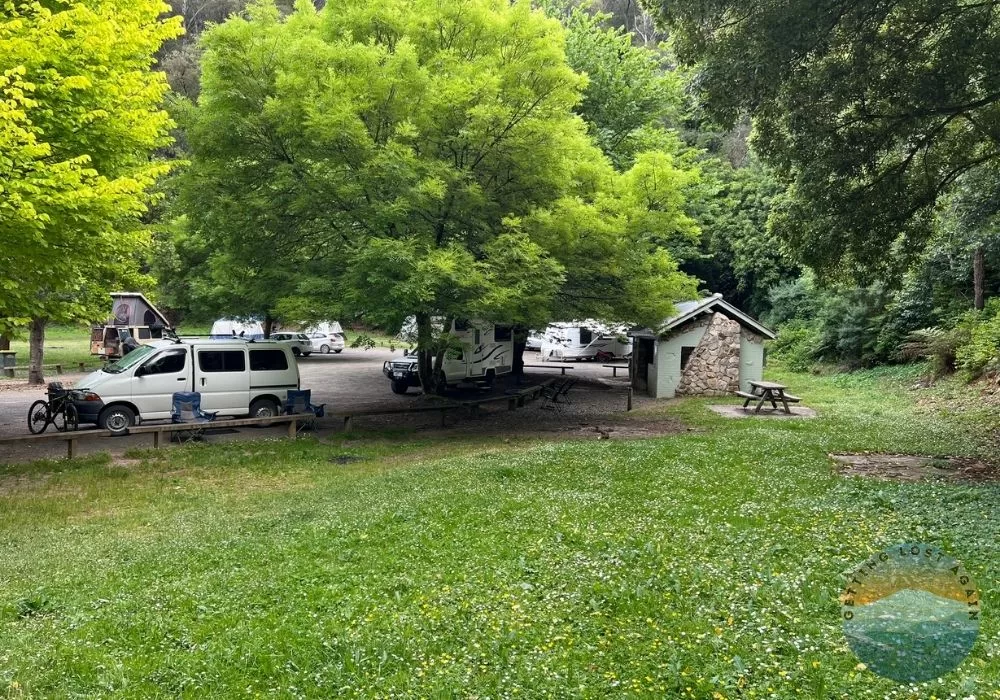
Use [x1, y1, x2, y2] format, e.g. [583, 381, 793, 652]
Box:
[649, 0, 1000, 276]
[177, 0, 697, 389]
[0, 0, 181, 379]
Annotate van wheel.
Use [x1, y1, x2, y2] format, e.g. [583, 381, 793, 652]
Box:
[302, 352, 311, 357]
[333, 349, 343, 354]
[390, 379, 409, 395]
[321, 344, 331, 354]
[249, 398, 278, 427]
[99, 405, 135, 436]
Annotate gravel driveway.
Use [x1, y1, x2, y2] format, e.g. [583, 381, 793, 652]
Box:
[0, 350, 628, 463]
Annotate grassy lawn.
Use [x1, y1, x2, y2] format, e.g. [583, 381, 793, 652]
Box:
[1, 367, 998, 697]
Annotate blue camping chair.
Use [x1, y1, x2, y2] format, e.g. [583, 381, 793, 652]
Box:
[170, 392, 218, 442]
[285, 389, 325, 432]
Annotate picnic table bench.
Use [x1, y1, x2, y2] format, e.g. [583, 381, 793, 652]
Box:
[523, 363, 574, 375]
[602, 364, 629, 378]
[736, 380, 801, 414]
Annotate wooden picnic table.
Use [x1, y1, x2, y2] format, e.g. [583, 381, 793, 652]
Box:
[735, 380, 801, 414]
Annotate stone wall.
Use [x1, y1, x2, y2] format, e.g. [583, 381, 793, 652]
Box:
[675, 312, 741, 395]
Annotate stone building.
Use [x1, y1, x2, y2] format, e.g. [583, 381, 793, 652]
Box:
[628, 294, 776, 399]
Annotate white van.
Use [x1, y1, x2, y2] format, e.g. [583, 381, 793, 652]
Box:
[72, 339, 300, 434]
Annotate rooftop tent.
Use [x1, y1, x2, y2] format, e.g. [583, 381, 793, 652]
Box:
[108, 293, 170, 328]
[210, 318, 265, 340]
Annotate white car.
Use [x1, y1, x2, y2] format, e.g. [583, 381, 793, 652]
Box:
[308, 331, 345, 354]
[271, 332, 313, 357]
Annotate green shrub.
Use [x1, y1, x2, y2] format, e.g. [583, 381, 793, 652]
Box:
[955, 300, 1000, 379]
[768, 320, 820, 371]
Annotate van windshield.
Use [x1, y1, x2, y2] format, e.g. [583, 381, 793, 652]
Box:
[103, 345, 156, 374]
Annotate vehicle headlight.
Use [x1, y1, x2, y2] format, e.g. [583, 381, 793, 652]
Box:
[74, 390, 102, 401]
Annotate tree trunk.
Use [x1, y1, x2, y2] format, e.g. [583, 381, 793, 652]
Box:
[973, 245, 985, 311]
[28, 318, 46, 386]
[416, 312, 435, 394]
[263, 315, 275, 339]
[512, 325, 527, 381]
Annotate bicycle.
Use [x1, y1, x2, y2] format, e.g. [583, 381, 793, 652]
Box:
[27, 382, 79, 434]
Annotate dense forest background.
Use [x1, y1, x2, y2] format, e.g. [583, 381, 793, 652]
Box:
[4, 0, 998, 382]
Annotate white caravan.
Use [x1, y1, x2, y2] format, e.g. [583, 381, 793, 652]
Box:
[383, 319, 514, 393]
[210, 318, 265, 339]
[72, 338, 299, 434]
[540, 321, 632, 361]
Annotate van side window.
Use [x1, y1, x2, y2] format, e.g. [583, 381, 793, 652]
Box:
[249, 349, 288, 371]
[494, 325, 512, 341]
[143, 350, 186, 375]
[198, 350, 246, 372]
[138, 328, 151, 340]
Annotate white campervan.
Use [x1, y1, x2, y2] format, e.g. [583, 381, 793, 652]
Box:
[72, 338, 299, 434]
[540, 321, 632, 361]
[383, 319, 514, 393]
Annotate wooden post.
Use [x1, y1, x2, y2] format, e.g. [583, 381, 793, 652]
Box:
[55, 364, 63, 375]
[153, 431, 161, 449]
[343, 415, 353, 434]
[287, 418, 297, 438]
[627, 387, 633, 412]
[67, 438, 77, 459]
[78, 362, 86, 372]
[440, 409, 447, 427]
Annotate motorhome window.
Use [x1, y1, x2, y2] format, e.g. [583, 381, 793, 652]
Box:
[474, 329, 480, 345]
[494, 325, 512, 341]
[138, 328, 151, 340]
[681, 346, 696, 369]
[249, 349, 288, 371]
[454, 319, 471, 331]
[579, 328, 593, 344]
[143, 351, 186, 375]
[198, 350, 246, 373]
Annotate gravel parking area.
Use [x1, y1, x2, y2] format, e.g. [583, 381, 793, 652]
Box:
[0, 350, 649, 463]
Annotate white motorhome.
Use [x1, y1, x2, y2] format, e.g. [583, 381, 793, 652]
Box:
[72, 338, 299, 434]
[540, 321, 632, 361]
[383, 319, 514, 393]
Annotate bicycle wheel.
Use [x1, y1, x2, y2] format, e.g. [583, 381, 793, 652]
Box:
[28, 400, 50, 434]
[55, 402, 79, 432]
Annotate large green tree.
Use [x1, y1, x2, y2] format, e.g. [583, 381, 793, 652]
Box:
[182, 0, 696, 392]
[649, 0, 1000, 277]
[0, 0, 182, 382]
